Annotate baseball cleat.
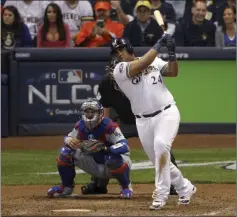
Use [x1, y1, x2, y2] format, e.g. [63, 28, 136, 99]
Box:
[149, 200, 167, 210]
[81, 185, 108, 195]
[47, 185, 74, 198]
[120, 183, 133, 199]
[169, 185, 178, 195]
[177, 186, 197, 205]
[150, 189, 167, 210]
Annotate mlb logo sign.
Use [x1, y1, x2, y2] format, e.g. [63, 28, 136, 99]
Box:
[58, 69, 83, 83]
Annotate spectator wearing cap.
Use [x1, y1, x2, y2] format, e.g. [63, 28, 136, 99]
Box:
[75, 0, 124, 47]
[175, 0, 216, 46]
[123, 0, 163, 46]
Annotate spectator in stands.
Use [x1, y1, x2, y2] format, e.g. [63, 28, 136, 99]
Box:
[75, 0, 124, 47]
[123, 0, 163, 46]
[215, 5, 236, 47]
[55, 0, 94, 41]
[109, 0, 136, 25]
[90, 0, 135, 25]
[4, 0, 48, 46]
[1, 5, 32, 49]
[175, 0, 216, 46]
[215, 0, 235, 25]
[37, 3, 71, 47]
[165, 0, 185, 21]
[149, 0, 176, 35]
[183, 0, 217, 23]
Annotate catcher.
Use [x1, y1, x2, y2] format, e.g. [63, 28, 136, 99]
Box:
[47, 98, 133, 199]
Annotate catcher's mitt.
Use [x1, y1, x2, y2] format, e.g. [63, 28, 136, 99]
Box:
[80, 139, 106, 155]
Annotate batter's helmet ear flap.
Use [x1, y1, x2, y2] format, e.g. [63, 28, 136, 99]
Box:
[124, 39, 134, 54]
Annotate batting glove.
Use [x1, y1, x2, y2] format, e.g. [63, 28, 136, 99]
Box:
[166, 35, 176, 61]
[153, 33, 170, 52]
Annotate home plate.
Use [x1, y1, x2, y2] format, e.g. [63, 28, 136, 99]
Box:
[52, 209, 91, 212]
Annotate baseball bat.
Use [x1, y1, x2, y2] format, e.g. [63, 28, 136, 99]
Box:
[154, 10, 166, 33]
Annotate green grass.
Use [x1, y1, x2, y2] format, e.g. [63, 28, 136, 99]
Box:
[164, 60, 236, 123]
[2, 148, 236, 185]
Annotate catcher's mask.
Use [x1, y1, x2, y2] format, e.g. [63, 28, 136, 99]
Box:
[81, 99, 103, 130]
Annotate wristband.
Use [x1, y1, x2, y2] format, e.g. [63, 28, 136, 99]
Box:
[152, 41, 162, 52]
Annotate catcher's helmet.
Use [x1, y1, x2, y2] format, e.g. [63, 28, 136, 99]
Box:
[81, 98, 103, 130]
[111, 37, 134, 55]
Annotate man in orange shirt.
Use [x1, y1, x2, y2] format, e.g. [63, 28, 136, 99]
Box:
[75, 0, 124, 47]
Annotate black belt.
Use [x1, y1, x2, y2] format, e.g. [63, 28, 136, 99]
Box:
[135, 104, 171, 118]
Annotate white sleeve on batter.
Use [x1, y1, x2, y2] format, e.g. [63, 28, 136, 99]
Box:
[113, 62, 130, 83]
[155, 57, 168, 75]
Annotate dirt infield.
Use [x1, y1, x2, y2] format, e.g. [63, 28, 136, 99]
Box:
[2, 134, 236, 216]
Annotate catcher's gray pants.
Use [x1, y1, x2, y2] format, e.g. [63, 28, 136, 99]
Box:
[73, 149, 132, 178]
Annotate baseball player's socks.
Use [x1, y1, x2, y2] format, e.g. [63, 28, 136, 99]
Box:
[56, 146, 76, 187]
[105, 154, 132, 198]
[110, 165, 133, 198]
[57, 165, 76, 187]
[47, 146, 76, 197]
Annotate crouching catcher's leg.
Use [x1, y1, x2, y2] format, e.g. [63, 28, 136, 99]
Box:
[105, 153, 133, 199]
[47, 146, 76, 197]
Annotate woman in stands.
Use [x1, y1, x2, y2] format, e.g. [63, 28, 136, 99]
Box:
[1, 5, 32, 49]
[215, 5, 236, 47]
[37, 3, 71, 48]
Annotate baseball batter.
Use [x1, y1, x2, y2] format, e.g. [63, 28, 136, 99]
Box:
[47, 99, 133, 199]
[110, 36, 196, 210]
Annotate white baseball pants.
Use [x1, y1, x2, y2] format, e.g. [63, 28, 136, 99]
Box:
[136, 104, 193, 201]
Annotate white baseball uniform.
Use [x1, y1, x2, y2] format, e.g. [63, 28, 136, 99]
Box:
[4, 0, 47, 39]
[113, 57, 193, 202]
[55, 0, 93, 36]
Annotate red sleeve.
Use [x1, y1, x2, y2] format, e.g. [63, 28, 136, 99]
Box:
[64, 23, 71, 47]
[115, 23, 124, 38]
[106, 120, 119, 134]
[75, 22, 93, 46]
[37, 25, 43, 47]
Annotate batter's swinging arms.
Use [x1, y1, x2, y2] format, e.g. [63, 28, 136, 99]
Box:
[109, 35, 197, 210]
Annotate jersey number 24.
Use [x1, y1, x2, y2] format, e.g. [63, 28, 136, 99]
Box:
[151, 75, 163, 84]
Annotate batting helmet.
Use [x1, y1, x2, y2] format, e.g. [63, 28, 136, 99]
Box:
[111, 37, 134, 55]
